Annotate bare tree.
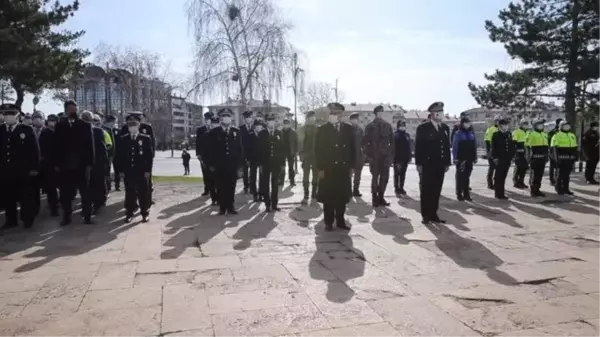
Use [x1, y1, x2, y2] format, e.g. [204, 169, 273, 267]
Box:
[298, 81, 335, 113]
[186, 0, 294, 106]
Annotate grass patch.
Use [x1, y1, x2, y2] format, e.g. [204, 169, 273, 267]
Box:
[152, 175, 204, 184]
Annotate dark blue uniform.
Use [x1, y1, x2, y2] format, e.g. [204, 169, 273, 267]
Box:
[452, 127, 477, 200]
[38, 127, 59, 215]
[118, 133, 153, 218]
[491, 128, 514, 199]
[393, 128, 412, 194]
[0, 123, 40, 228]
[240, 122, 254, 193]
[91, 126, 109, 212]
[206, 125, 244, 213]
[257, 128, 285, 211]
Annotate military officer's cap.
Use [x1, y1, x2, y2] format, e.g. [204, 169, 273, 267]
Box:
[305, 111, 315, 118]
[218, 108, 233, 117]
[397, 120, 406, 127]
[105, 115, 117, 122]
[47, 114, 58, 122]
[427, 101, 444, 113]
[349, 112, 360, 120]
[126, 111, 143, 122]
[203, 112, 213, 119]
[327, 102, 345, 114]
[0, 103, 20, 114]
[242, 110, 253, 118]
[373, 105, 384, 114]
[498, 118, 509, 125]
[591, 121, 598, 128]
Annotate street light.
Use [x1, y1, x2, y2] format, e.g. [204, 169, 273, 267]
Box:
[291, 53, 303, 130]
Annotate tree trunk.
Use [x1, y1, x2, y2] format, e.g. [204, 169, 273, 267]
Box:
[564, 0, 581, 125]
[15, 87, 25, 109]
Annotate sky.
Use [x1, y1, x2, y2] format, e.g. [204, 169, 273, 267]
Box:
[23, 0, 519, 117]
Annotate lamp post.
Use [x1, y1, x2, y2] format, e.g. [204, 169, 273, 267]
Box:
[291, 53, 303, 130]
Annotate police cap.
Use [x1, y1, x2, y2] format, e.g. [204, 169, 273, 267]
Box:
[327, 103, 345, 115]
[555, 118, 563, 125]
[210, 115, 220, 123]
[126, 111, 143, 122]
[242, 110, 253, 118]
[47, 114, 58, 122]
[203, 112, 213, 119]
[266, 114, 277, 121]
[305, 111, 315, 118]
[427, 101, 444, 113]
[218, 108, 233, 117]
[0, 103, 20, 115]
[349, 112, 360, 120]
[373, 105, 384, 114]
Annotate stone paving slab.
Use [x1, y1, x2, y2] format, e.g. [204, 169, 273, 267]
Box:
[0, 166, 598, 336]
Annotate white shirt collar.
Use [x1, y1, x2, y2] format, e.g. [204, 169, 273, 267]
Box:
[131, 132, 139, 138]
[431, 120, 439, 129]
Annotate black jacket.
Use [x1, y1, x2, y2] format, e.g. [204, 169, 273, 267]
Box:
[38, 127, 54, 165]
[491, 131, 514, 162]
[281, 128, 298, 156]
[205, 126, 244, 170]
[195, 125, 210, 159]
[121, 123, 155, 157]
[583, 129, 599, 159]
[414, 121, 451, 167]
[51, 118, 94, 171]
[117, 133, 154, 174]
[257, 129, 286, 168]
[394, 130, 412, 163]
[0, 124, 40, 178]
[92, 126, 109, 168]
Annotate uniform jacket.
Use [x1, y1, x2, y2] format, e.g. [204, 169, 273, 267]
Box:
[0, 123, 40, 177]
[363, 117, 394, 162]
[315, 122, 356, 205]
[195, 125, 210, 159]
[452, 128, 477, 162]
[121, 123, 155, 157]
[414, 121, 451, 167]
[393, 130, 412, 163]
[352, 124, 365, 165]
[117, 133, 154, 174]
[205, 126, 244, 171]
[240, 124, 254, 161]
[491, 131, 515, 161]
[281, 128, 298, 157]
[257, 129, 286, 168]
[182, 151, 191, 164]
[38, 127, 53, 164]
[92, 126, 109, 168]
[51, 118, 94, 171]
[300, 124, 318, 164]
[583, 129, 599, 160]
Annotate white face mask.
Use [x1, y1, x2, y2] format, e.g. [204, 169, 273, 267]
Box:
[500, 125, 509, 132]
[267, 121, 275, 129]
[328, 115, 339, 124]
[463, 123, 471, 129]
[562, 125, 571, 132]
[4, 115, 17, 125]
[128, 125, 139, 134]
[33, 118, 44, 127]
[306, 117, 315, 124]
[221, 117, 232, 125]
[255, 125, 263, 133]
[350, 119, 359, 125]
[521, 124, 530, 129]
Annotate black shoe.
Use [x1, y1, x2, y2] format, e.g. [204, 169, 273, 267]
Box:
[432, 217, 446, 224]
[372, 199, 379, 207]
[265, 206, 272, 213]
[379, 198, 390, 206]
[336, 222, 351, 230]
[290, 181, 296, 187]
[201, 191, 209, 196]
[83, 216, 94, 225]
[151, 200, 155, 205]
[325, 223, 333, 231]
[272, 206, 281, 212]
[50, 209, 59, 217]
[218, 209, 226, 215]
[353, 190, 362, 197]
[1, 222, 18, 230]
[487, 184, 494, 190]
[23, 221, 33, 229]
[495, 195, 509, 200]
[211, 201, 218, 206]
[227, 209, 238, 215]
[565, 190, 574, 195]
[457, 195, 465, 201]
[142, 215, 149, 223]
[589, 180, 600, 185]
[464, 195, 473, 202]
[60, 216, 72, 226]
[399, 189, 407, 195]
[468, 187, 472, 191]
[253, 195, 260, 202]
[421, 218, 430, 225]
[115, 187, 121, 191]
[124, 216, 132, 223]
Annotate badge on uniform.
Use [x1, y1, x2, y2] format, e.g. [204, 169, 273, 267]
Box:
[19, 133, 25, 139]
[142, 129, 147, 134]
[233, 131, 237, 137]
[276, 135, 280, 140]
[139, 150, 143, 155]
[138, 140, 143, 146]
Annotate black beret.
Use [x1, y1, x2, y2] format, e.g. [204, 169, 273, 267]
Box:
[242, 110, 253, 118]
[396, 120, 406, 127]
[327, 102, 345, 112]
[218, 108, 233, 117]
[460, 117, 471, 124]
[305, 111, 315, 118]
[47, 114, 58, 121]
[349, 112, 360, 120]
[203, 112, 213, 119]
[373, 105, 384, 114]
[591, 121, 598, 127]
[427, 101, 444, 113]
[0, 103, 20, 113]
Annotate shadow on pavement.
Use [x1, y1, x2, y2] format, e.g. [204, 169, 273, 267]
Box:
[232, 212, 276, 250]
[157, 196, 204, 220]
[422, 222, 518, 285]
[289, 203, 323, 227]
[371, 207, 414, 244]
[310, 223, 365, 303]
[346, 198, 372, 223]
[503, 192, 574, 225]
[571, 187, 600, 198]
[466, 193, 523, 228]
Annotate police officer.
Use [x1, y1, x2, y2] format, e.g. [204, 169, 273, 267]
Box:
[39, 114, 60, 216]
[300, 111, 319, 204]
[551, 120, 577, 195]
[582, 121, 599, 185]
[248, 120, 263, 201]
[21, 113, 33, 126]
[393, 120, 411, 196]
[196, 112, 213, 196]
[83, 112, 109, 214]
[0, 103, 40, 229]
[490, 118, 514, 200]
[512, 118, 530, 189]
[257, 115, 285, 212]
[526, 119, 548, 197]
[315, 103, 355, 231]
[117, 112, 153, 223]
[452, 116, 477, 201]
[484, 115, 501, 189]
[240, 110, 254, 194]
[206, 108, 244, 215]
[52, 100, 95, 226]
[121, 112, 155, 200]
[279, 118, 298, 186]
[31, 111, 46, 215]
[348, 112, 364, 197]
[414, 102, 451, 224]
[363, 105, 394, 207]
[547, 118, 562, 185]
[204, 115, 221, 205]
[102, 115, 118, 191]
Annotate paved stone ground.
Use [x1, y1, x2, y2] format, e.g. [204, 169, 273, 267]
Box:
[0, 166, 598, 336]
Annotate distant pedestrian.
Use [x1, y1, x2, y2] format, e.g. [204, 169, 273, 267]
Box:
[182, 150, 191, 175]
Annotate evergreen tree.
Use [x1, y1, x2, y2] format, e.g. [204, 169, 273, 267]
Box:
[469, 0, 599, 124]
[0, 0, 88, 108]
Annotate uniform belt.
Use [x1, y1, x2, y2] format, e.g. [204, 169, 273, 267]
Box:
[516, 149, 525, 153]
[532, 154, 545, 159]
[558, 155, 570, 159]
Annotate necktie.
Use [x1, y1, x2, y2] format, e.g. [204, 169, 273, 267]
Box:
[8, 126, 12, 133]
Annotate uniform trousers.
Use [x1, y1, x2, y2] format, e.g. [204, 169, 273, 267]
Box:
[585, 157, 599, 182]
[419, 165, 445, 219]
[1, 176, 36, 226]
[183, 162, 190, 175]
[248, 163, 258, 196]
[124, 173, 150, 216]
[393, 161, 409, 191]
[455, 161, 473, 197]
[369, 157, 390, 199]
[279, 155, 295, 184]
[200, 162, 209, 194]
[323, 203, 346, 226]
[242, 162, 250, 190]
[352, 159, 363, 192]
[494, 161, 510, 197]
[529, 159, 545, 193]
[512, 155, 528, 186]
[41, 166, 59, 213]
[486, 157, 496, 187]
[105, 159, 113, 191]
[216, 168, 237, 211]
[260, 165, 281, 208]
[91, 166, 107, 209]
[59, 169, 92, 218]
[548, 159, 557, 184]
[113, 162, 122, 189]
[556, 160, 573, 194]
[302, 161, 318, 197]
